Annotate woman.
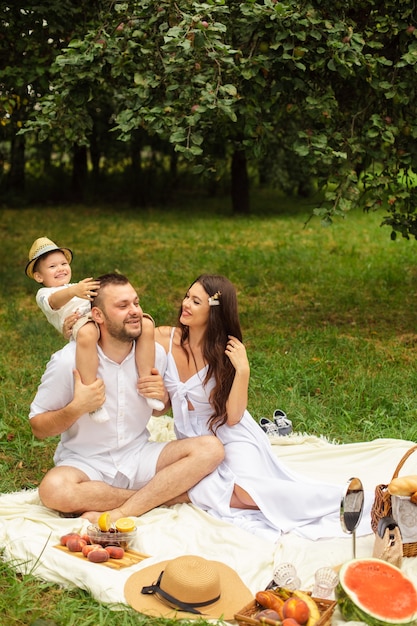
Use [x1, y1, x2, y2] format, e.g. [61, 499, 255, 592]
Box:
[155, 274, 371, 540]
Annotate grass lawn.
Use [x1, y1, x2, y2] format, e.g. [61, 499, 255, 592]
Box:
[1, 191, 417, 624]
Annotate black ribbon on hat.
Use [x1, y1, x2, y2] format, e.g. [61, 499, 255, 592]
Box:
[141, 570, 221, 615]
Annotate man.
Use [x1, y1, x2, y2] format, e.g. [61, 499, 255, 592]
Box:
[30, 273, 224, 523]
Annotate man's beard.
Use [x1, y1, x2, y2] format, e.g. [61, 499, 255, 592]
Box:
[102, 311, 142, 342]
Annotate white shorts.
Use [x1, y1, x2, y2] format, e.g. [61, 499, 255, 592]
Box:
[55, 439, 169, 490]
[71, 313, 100, 341]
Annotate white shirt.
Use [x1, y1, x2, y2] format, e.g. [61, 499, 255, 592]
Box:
[29, 341, 167, 482]
[36, 285, 91, 334]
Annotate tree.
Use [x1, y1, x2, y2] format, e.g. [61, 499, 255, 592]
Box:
[0, 1, 104, 195]
[21, 1, 417, 236]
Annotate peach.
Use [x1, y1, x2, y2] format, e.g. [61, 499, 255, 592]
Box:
[87, 548, 110, 563]
[60, 532, 81, 546]
[105, 546, 125, 559]
[82, 543, 102, 558]
[282, 597, 309, 625]
[282, 619, 302, 626]
[66, 536, 87, 552]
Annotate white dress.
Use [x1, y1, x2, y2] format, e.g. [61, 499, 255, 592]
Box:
[164, 329, 372, 541]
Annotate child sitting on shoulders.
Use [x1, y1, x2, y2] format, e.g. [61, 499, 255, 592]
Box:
[25, 237, 164, 422]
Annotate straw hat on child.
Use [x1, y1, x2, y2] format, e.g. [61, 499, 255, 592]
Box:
[124, 554, 253, 620]
[25, 237, 73, 279]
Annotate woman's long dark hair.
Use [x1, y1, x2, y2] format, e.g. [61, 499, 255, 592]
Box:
[178, 274, 243, 432]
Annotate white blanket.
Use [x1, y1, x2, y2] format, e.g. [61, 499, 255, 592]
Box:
[1, 416, 417, 624]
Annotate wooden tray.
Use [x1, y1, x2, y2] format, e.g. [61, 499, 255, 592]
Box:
[235, 591, 337, 626]
[54, 544, 150, 570]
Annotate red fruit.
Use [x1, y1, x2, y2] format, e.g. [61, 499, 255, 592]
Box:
[105, 546, 125, 559]
[87, 548, 110, 563]
[282, 619, 301, 626]
[282, 597, 310, 625]
[82, 544, 102, 557]
[80, 534, 92, 544]
[201, 20, 208, 28]
[66, 537, 87, 552]
[257, 609, 281, 623]
[60, 533, 81, 546]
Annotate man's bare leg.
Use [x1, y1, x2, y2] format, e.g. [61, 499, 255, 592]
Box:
[38, 465, 134, 515]
[84, 435, 224, 522]
[38, 435, 223, 521]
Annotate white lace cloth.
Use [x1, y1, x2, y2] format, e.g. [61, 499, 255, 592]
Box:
[1, 416, 417, 624]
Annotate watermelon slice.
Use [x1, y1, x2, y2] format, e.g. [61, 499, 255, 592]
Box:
[337, 558, 417, 626]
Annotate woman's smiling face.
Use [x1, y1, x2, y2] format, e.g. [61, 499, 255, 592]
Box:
[180, 281, 210, 328]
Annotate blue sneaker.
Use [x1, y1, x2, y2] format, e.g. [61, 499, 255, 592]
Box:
[273, 409, 293, 436]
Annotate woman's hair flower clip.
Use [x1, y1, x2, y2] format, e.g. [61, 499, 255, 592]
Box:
[208, 291, 221, 306]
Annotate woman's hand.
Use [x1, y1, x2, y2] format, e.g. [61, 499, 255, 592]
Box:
[225, 336, 250, 374]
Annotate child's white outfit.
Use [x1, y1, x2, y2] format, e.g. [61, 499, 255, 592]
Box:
[36, 284, 108, 423]
[36, 285, 92, 336]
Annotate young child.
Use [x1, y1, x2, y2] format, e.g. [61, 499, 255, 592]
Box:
[25, 237, 164, 422]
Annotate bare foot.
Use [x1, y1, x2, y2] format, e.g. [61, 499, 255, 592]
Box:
[81, 507, 126, 524]
[81, 510, 100, 524]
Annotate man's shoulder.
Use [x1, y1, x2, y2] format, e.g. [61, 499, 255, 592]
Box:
[48, 341, 76, 365]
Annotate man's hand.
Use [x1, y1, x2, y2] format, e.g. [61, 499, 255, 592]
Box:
[30, 370, 107, 440]
[62, 312, 80, 340]
[137, 368, 168, 408]
[71, 369, 106, 415]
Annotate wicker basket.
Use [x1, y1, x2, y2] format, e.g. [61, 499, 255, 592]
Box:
[371, 444, 417, 557]
[235, 590, 336, 626]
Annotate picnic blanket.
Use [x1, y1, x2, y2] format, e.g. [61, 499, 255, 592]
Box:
[1, 415, 417, 624]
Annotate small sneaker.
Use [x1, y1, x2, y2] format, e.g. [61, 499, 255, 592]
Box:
[273, 409, 293, 436]
[89, 406, 110, 423]
[259, 417, 281, 436]
[146, 397, 165, 412]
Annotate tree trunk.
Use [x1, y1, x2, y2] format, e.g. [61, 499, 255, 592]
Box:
[130, 131, 143, 205]
[231, 148, 250, 214]
[7, 131, 25, 191]
[71, 144, 88, 201]
[90, 122, 101, 187]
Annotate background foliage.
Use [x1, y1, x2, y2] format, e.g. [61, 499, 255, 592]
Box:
[2, 1, 417, 233]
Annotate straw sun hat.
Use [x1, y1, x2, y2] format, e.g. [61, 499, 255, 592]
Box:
[25, 237, 73, 279]
[124, 555, 253, 620]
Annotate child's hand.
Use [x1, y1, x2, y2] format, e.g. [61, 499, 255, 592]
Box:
[74, 278, 101, 301]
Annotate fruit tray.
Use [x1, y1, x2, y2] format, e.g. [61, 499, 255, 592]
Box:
[54, 544, 150, 570]
[235, 591, 337, 626]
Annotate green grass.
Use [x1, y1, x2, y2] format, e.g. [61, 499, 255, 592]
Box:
[1, 191, 417, 623]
